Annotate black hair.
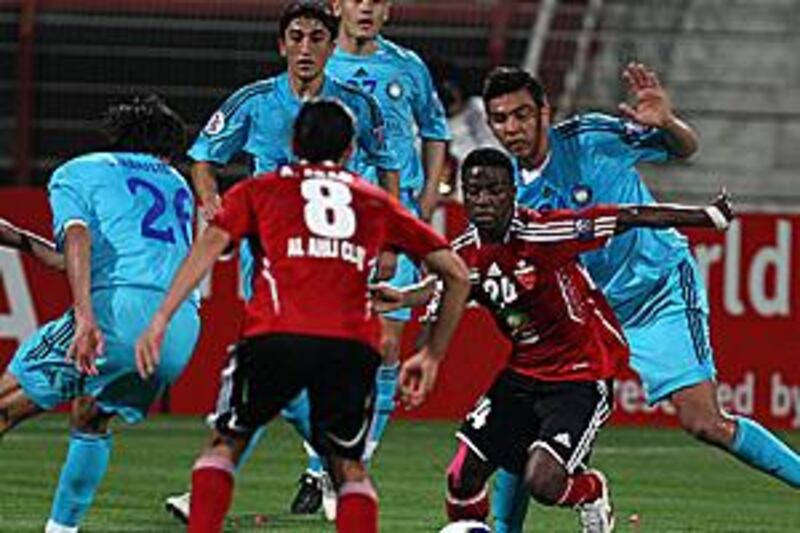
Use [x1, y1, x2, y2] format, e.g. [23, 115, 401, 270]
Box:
[461, 147, 515, 187]
[293, 98, 355, 163]
[482, 66, 547, 108]
[102, 93, 186, 160]
[279, 0, 339, 41]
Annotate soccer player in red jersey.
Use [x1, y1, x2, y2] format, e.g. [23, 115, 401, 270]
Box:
[375, 147, 734, 532]
[134, 98, 470, 533]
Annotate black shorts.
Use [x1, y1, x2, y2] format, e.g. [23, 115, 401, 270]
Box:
[457, 369, 612, 475]
[210, 333, 381, 461]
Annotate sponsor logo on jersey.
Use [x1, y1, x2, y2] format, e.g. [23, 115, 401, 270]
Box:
[487, 262, 503, 277]
[203, 111, 226, 136]
[553, 432, 572, 449]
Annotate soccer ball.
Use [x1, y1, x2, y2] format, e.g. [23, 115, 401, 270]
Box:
[438, 520, 492, 533]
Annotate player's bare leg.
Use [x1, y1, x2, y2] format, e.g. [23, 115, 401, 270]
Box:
[188, 429, 254, 533]
[0, 373, 43, 436]
[328, 455, 379, 533]
[366, 316, 404, 461]
[672, 380, 800, 488]
[524, 447, 613, 532]
[46, 396, 114, 533]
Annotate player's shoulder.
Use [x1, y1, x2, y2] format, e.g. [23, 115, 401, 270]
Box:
[450, 226, 479, 253]
[377, 36, 425, 66]
[551, 112, 626, 141]
[49, 152, 118, 186]
[220, 78, 277, 114]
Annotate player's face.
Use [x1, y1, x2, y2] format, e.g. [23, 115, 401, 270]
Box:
[486, 89, 551, 162]
[334, 0, 391, 41]
[280, 17, 335, 83]
[462, 166, 515, 234]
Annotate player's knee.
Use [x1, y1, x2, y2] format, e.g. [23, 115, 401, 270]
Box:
[446, 457, 485, 500]
[524, 449, 567, 506]
[329, 456, 368, 488]
[378, 334, 400, 363]
[70, 396, 110, 435]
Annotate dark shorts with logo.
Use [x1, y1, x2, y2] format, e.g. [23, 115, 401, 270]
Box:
[210, 333, 381, 460]
[456, 369, 612, 474]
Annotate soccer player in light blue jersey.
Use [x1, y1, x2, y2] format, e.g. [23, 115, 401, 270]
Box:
[481, 64, 800, 532]
[0, 94, 200, 533]
[164, 0, 404, 523]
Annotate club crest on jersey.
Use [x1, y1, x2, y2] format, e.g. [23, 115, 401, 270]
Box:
[574, 218, 595, 241]
[386, 81, 404, 100]
[513, 260, 537, 290]
[203, 111, 226, 136]
[571, 184, 592, 206]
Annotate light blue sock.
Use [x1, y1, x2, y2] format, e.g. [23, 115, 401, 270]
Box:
[364, 363, 399, 462]
[235, 425, 267, 474]
[281, 390, 322, 475]
[492, 468, 529, 533]
[731, 416, 800, 488]
[49, 431, 112, 528]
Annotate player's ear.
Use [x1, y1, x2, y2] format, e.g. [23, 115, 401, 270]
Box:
[278, 37, 287, 59]
[384, 2, 392, 22]
[332, 0, 343, 18]
[339, 141, 355, 165]
[539, 103, 552, 125]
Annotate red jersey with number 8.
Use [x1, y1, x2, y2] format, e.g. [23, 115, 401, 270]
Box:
[452, 206, 628, 381]
[212, 163, 448, 349]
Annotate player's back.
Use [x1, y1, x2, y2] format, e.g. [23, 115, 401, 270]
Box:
[48, 152, 195, 298]
[214, 164, 445, 349]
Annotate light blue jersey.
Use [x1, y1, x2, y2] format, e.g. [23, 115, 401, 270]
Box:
[49, 152, 198, 305]
[515, 113, 714, 403]
[12, 152, 200, 422]
[515, 113, 695, 324]
[188, 72, 399, 177]
[327, 36, 450, 193]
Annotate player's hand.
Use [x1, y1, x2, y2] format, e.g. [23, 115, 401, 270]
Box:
[375, 250, 398, 282]
[369, 282, 407, 313]
[67, 314, 105, 376]
[199, 194, 223, 222]
[417, 189, 440, 222]
[707, 189, 735, 231]
[399, 348, 441, 409]
[618, 62, 674, 129]
[135, 315, 167, 379]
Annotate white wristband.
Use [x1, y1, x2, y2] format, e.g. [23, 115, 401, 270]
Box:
[704, 205, 729, 230]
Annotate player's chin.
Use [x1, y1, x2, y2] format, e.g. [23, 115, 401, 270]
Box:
[471, 215, 498, 231]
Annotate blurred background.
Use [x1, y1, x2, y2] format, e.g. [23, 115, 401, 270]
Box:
[2, 0, 799, 208]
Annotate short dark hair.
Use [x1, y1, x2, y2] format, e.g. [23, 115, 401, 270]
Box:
[279, 0, 339, 41]
[293, 98, 355, 163]
[482, 66, 547, 108]
[102, 93, 186, 160]
[461, 147, 515, 187]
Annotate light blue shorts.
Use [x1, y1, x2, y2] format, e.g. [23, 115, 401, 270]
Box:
[623, 259, 717, 404]
[381, 189, 422, 322]
[9, 287, 199, 423]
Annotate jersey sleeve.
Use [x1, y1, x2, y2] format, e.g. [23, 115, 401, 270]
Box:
[187, 84, 258, 165]
[409, 55, 451, 141]
[349, 89, 401, 172]
[383, 197, 448, 261]
[47, 162, 93, 251]
[515, 206, 619, 263]
[211, 179, 257, 242]
[569, 113, 673, 166]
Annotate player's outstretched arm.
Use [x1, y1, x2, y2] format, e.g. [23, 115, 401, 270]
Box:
[617, 191, 734, 233]
[135, 225, 231, 379]
[619, 62, 699, 159]
[399, 250, 470, 409]
[191, 161, 223, 221]
[0, 218, 64, 270]
[370, 275, 438, 313]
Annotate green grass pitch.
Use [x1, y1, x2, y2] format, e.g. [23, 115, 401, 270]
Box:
[1, 415, 798, 532]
